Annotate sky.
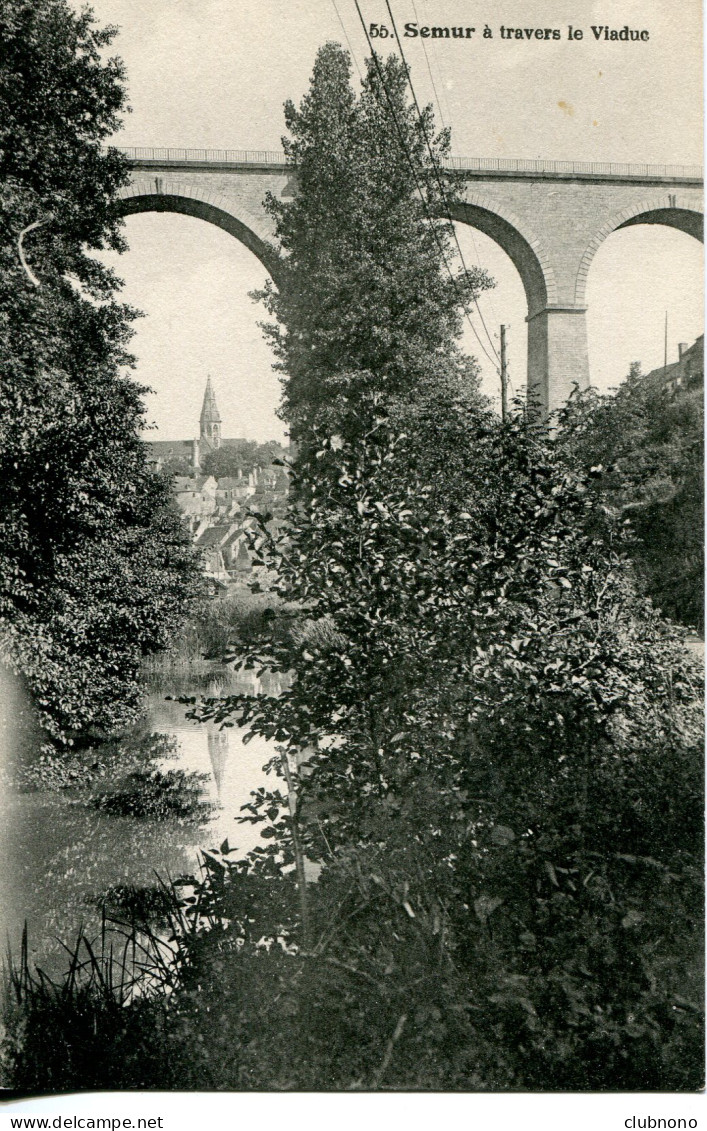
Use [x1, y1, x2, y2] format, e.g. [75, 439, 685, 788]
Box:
[89, 0, 704, 440]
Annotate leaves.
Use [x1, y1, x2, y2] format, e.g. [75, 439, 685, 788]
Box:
[255, 43, 491, 449]
[558, 370, 703, 630]
[0, 0, 204, 743]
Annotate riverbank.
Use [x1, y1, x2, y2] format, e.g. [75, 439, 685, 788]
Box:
[142, 589, 289, 677]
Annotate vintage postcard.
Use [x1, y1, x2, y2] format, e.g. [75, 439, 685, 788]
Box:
[0, 0, 703, 1120]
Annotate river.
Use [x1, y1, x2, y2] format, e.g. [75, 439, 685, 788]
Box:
[0, 664, 280, 977]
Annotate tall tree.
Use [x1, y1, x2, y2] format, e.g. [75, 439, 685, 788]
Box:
[0, 0, 203, 745]
[256, 42, 492, 446]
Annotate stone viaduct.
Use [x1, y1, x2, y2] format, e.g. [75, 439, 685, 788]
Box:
[117, 148, 703, 413]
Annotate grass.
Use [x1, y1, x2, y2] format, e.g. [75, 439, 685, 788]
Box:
[1, 918, 182, 1092]
[0, 869, 244, 1093]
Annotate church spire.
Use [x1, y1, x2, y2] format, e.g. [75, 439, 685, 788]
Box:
[200, 376, 221, 448]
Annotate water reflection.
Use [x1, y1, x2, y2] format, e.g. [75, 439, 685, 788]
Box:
[208, 729, 229, 798]
[2, 664, 283, 973]
[148, 666, 283, 858]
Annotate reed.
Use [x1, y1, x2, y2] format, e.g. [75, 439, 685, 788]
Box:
[0, 874, 221, 1092]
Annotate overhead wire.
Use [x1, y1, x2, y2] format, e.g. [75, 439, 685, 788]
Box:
[420, 0, 526, 397]
[383, 0, 501, 367]
[413, 0, 454, 126]
[411, 0, 452, 133]
[330, 0, 364, 80]
[351, 0, 500, 371]
[412, 0, 503, 341]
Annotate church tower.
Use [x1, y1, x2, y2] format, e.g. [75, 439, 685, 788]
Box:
[199, 376, 221, 449]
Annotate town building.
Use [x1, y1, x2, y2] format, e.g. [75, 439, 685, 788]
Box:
[146, 377, 250, 471]
[641, 335, 703, 396]
[145, 378, 291, 587]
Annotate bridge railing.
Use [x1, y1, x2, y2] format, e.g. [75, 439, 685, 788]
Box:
[443, 156, 703, 179]
[116, 147, 702, 180]
[120, 147, 285, 165]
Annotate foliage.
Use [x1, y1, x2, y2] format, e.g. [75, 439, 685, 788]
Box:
[150, 590, 289, 666]
[13, 730, 180, 792]
[189, 405, 703, 1090]
[200, 440, 288, 479]
[255, 42, 491, 446]
[3, 403, 702, 1086]
[193, 592, 292, 659]
[5, 799, 701, 1092]
[159, 454, 195, 476]
[175, 43, 704, 1089]
[557, 363, 704, 630]
[202, 408, 699, 826]
[0, 0, 204, 744]
[94, 883, 176, 925]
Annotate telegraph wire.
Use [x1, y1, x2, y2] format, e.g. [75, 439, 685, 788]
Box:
[383, 0, 502, 367]
[348, 0, 495, 366]
[330, 0, 364, 79]
[411, 0, 450, 131]
[384, 0, 501, 365]
[412, 0, 503, 341]
[352, 0, 501, 370]
[413, 0, 454, 127]
[412, 0, 522, 403]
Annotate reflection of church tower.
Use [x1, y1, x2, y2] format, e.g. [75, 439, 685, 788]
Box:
[207, 728, 230, 799]
[200, 376, 221, 449]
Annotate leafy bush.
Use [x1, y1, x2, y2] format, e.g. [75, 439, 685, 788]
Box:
[557, 367, 703, 631]
[156, 591, 291, 664]
[188, 407, 703, 1090]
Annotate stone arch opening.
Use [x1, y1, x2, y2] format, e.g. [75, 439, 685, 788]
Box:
[110, 205, 285, 446]
[118, 186, 281, 282]
[618, 207, 703, 241]
[575, 199, 703, 307]
[449, 200, 556, 317]
[585, 219, 703, 393]
[448, 223, 529, 404]
[448, 199, 562, 411]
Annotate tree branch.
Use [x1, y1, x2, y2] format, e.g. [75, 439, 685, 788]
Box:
[17, 216, 53, 287]
[372, 1012, 408, 1089]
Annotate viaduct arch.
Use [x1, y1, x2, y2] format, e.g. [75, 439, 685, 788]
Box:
[117, 151, 703, 414]
[119, 177, 282, 280]
[574, 197, 703, 307]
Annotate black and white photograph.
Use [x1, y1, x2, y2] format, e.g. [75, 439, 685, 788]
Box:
[0, 0, 703, 1114]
